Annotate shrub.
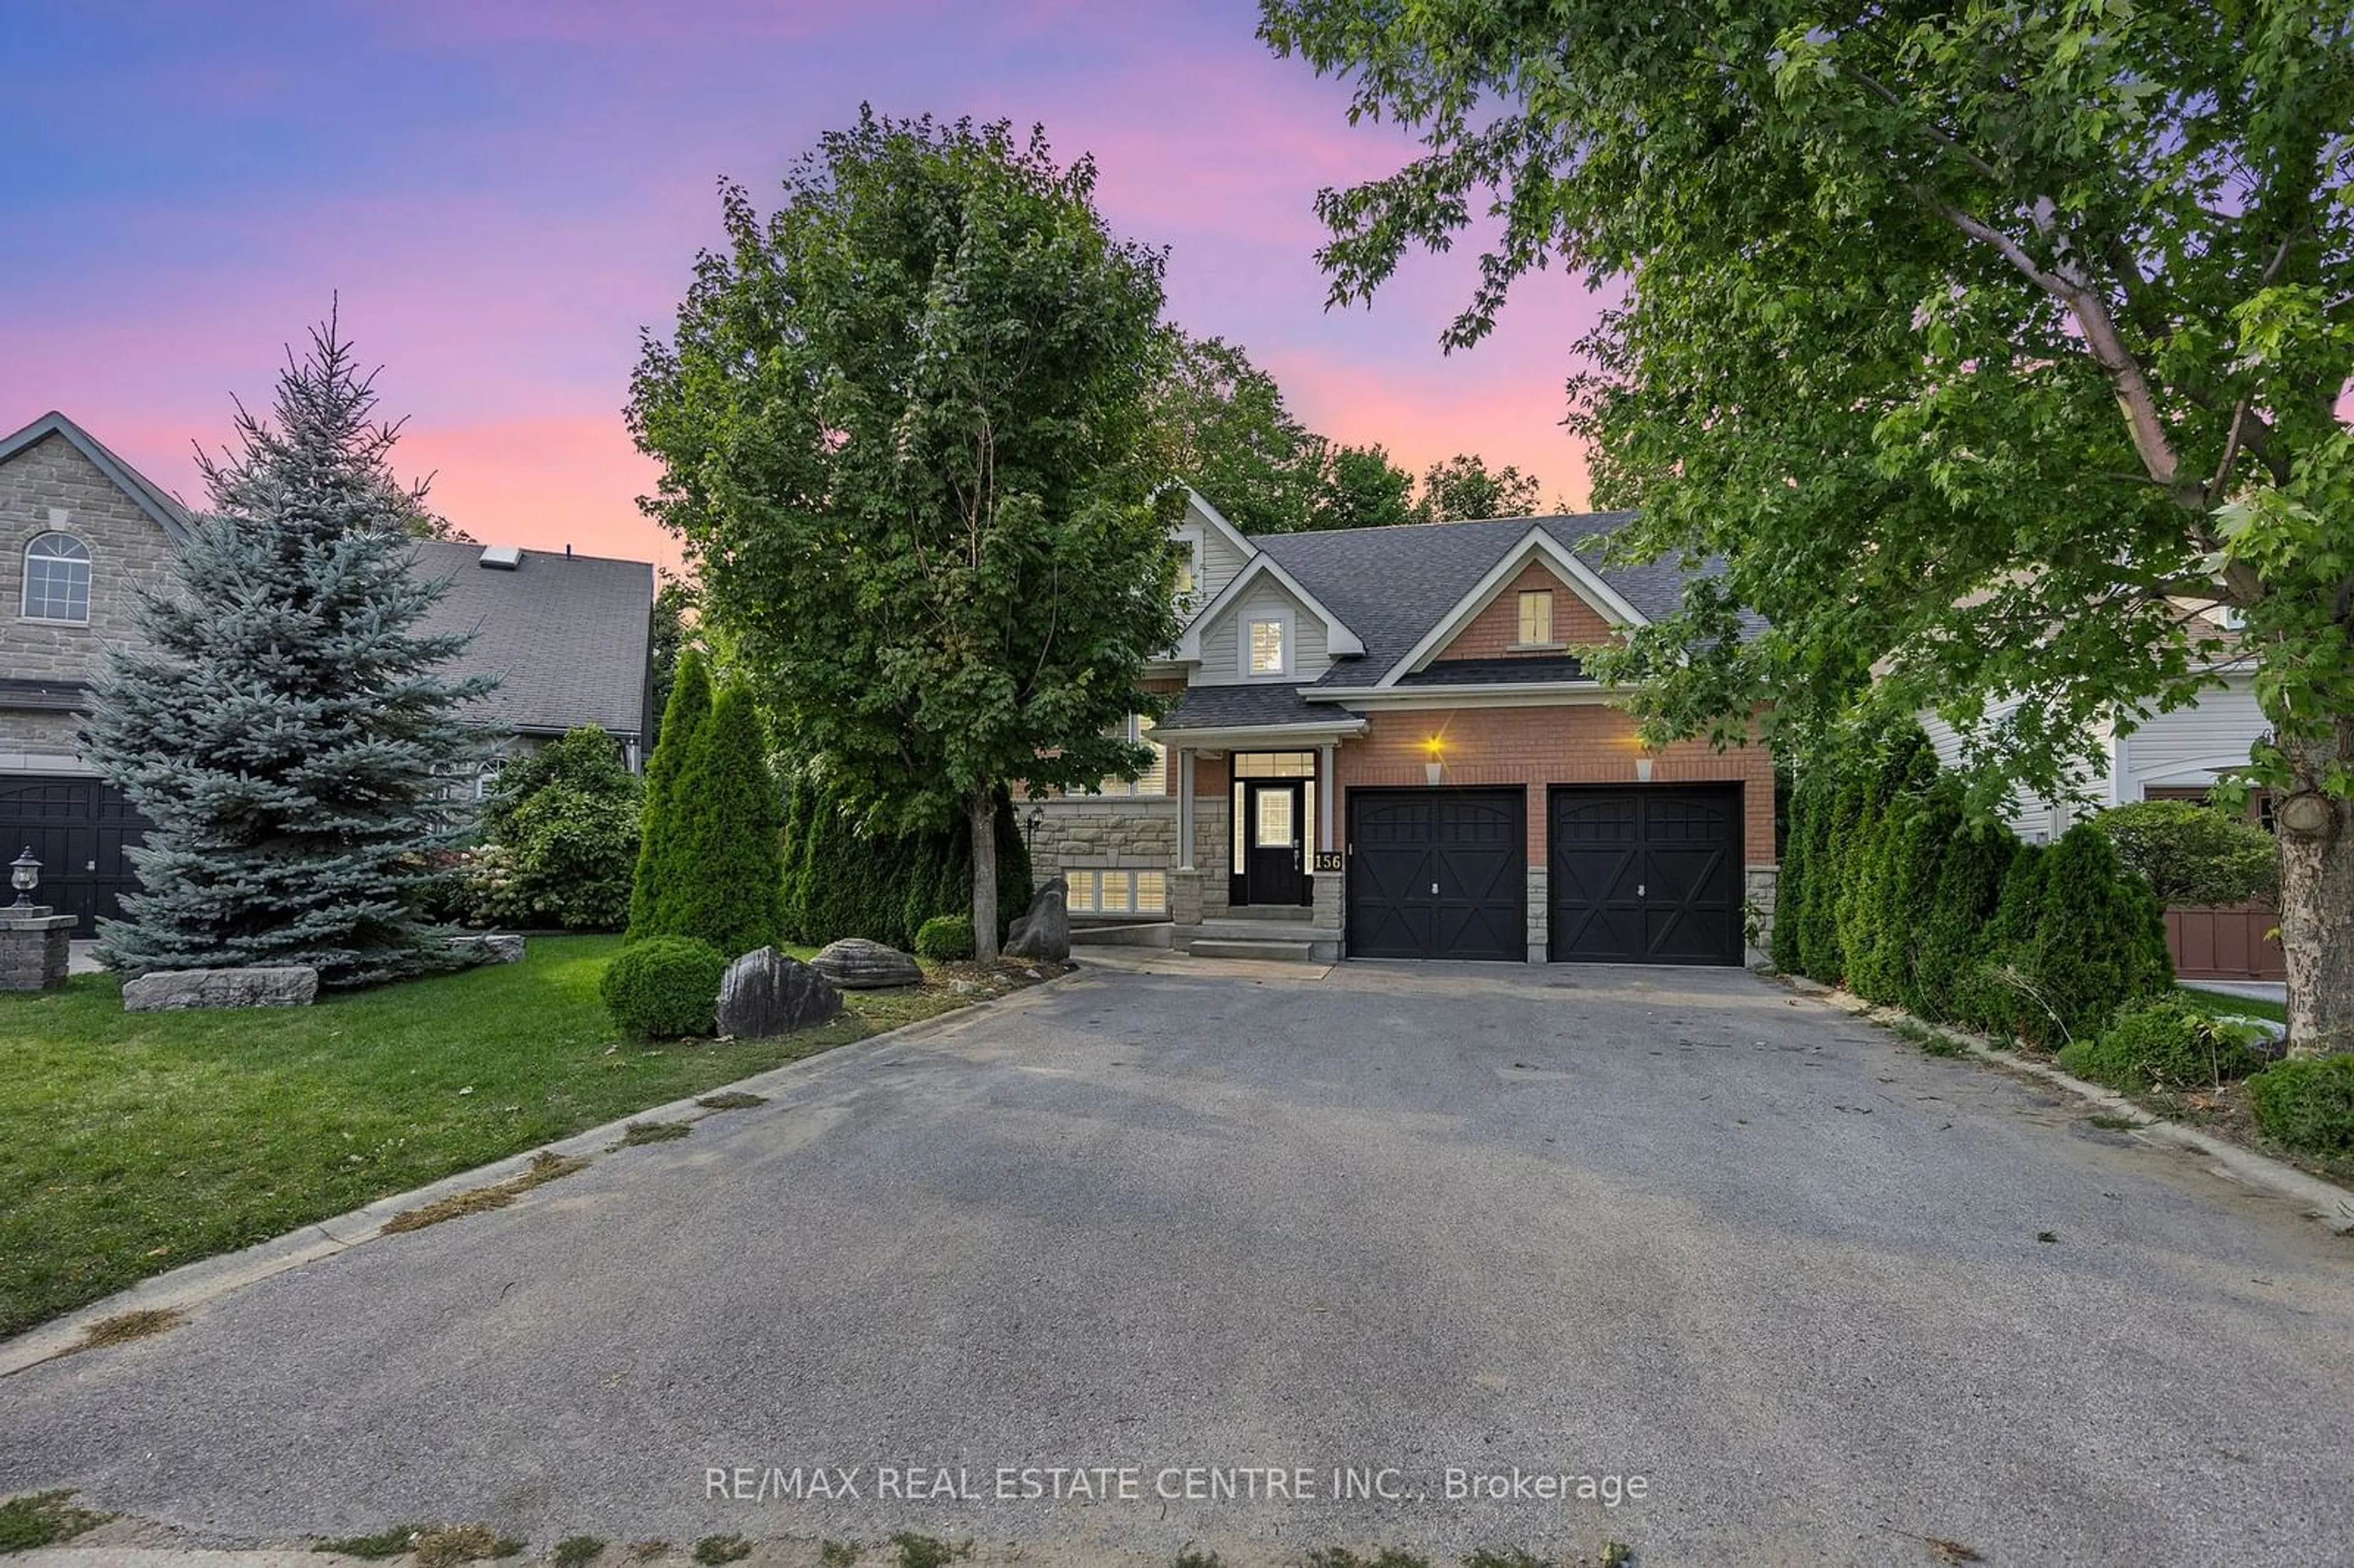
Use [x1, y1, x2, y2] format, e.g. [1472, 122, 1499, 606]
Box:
[1954, 842, 2050, 1040]
[630, 649, 714, 936]
[1913, 821, 2016, 1022]
[472, 783, 640, 931]
[652, 682, 784, 954]
[2021, 824, 2174, 1047]
[1768, 761, 1813, 974]
[2094, 798, 2277, 907]
[599, 936, 728, 1038]
[780, 775, 1032, 950]
[2249, 1054, 2354, 1157]
[1885, 780, 1963, 1013]
[915, 914, 976, 961]
[2057, 995, 2272, 1091]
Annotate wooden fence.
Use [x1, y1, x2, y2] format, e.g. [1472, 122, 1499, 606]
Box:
[2165, 901, 2286, 981]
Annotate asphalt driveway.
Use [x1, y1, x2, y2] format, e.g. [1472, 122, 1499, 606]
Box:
[4, 959, 2351, 1567]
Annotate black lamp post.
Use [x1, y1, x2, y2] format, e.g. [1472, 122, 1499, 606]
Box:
[9, 847, 40, 910]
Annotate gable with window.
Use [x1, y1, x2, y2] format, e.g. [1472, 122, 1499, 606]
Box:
[21, 532, 91, 624]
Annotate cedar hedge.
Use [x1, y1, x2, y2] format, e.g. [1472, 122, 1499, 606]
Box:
[779, 775, 1032, 952]
[1773, 715, 2172, 1045]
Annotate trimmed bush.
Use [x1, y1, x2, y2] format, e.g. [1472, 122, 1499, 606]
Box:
[2094, 798, 2277, 907]
[1913, 820, 2016, 1022]
[630, 649, 715, 937]
[2020, 825, 2173, 1047]
[915, 914, 977, 961]
[2057, 995, 2271, 1092]
[2249, 1055, 2354, 1157]
[650, 682, 784, 955]
[599, 936, 728, 1039]
[1954, 842, 2050, 1040]
[1884, 780, 1963, 1014]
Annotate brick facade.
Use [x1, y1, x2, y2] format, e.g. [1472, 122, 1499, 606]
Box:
[1333, 704, 1776, 869]
[1434, 561, 1620, 661]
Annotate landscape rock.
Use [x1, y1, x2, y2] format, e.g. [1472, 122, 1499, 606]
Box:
[717, 946, 842, 1038]
[809, 937, 923, 990]
[1003, 877, 1071, 963]
[123, 966, 319, 1012]
[448, 932, 527, 965]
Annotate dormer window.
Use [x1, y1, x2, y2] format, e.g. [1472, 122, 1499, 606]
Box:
[22, 532, 91, 624]
[1248, 617, 1289, 676]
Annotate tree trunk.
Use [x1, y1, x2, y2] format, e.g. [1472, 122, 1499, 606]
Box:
[969, 788, 1000, 965]
[2276, 726, 2354, 1058]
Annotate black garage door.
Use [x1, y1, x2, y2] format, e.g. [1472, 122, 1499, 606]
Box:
[0, 775, 147, 935]
[1346, 788, 1525, 961]
[1550, 785, 1742, 965]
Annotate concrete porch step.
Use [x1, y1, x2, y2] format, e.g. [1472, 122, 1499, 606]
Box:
[1069, 920, 1175, 949]
[1219, 905, 1316, 921]
[1196, 918, 1326, 941]
[1188, 937, 1325, 964]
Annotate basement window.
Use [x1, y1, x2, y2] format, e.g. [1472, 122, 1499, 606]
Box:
[1067, 869, 1167, 916]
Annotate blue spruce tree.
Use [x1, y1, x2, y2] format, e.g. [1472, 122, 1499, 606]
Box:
[85, 313, 495, 986]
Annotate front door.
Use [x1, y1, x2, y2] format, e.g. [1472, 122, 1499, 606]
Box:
[1243, 779, 1306, 906]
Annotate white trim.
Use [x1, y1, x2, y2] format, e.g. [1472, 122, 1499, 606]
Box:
[1305, 681, 1624, 710]
[1174, 552, 1364, 662]
[1177, 748, 1196, 869]
[1245, 610, 1293, 679]
[1318, 742, 1336, 852]
[1150, 719, 1369, 750]
[2135, 752, 2263, 791]
[1178, 487, 1260, 566]
[1379, 525, 1647, 688]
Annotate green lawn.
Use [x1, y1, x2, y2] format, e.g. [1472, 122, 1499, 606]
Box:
[2176, 984, 2288, 1024]
[0, 935, 973, 1338]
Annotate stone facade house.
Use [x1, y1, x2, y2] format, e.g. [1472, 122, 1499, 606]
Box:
[0, 410, 656, 931]
[1035, 490, 1778, 964]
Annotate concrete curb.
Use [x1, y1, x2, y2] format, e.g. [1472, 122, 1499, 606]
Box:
[0, 965, 1097, 1379]
[1775, 972, 2354, 1235]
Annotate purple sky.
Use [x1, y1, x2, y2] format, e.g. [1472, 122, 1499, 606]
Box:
[1, 1, 1606, 571]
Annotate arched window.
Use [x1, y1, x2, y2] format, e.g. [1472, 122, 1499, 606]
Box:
[22, 533, 91, 624]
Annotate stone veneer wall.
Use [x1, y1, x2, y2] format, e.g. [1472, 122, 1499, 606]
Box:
[0, 433, 183, 771]
[1744, 866, 1778, 959]
[1028, 798, 1178, 884]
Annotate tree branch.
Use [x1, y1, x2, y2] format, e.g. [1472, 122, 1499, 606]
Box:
[1913, 188, 2185, 493]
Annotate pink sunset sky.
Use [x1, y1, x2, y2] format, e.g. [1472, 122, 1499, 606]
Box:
[0, 1, 1606, 573]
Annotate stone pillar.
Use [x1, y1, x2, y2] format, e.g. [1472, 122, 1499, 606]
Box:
[1170, 869, 1203, 931]
[0, 907, 77, 990]
[1744, 867, 1779, 962]
[1311, 866, 1343, 935]
[1526, 865, 1548, 964]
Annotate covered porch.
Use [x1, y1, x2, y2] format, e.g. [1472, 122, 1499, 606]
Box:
[1157, 693, 1366, 963]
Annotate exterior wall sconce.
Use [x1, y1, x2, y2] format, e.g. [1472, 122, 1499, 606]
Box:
[1422, 737, 1445, 786]
[1635, 756, 1655, 783]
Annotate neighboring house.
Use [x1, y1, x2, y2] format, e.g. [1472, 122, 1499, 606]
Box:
[1918, 634, 2283, 980]
[0, 410, 656, 932]
[1032, 490, 1777, 965]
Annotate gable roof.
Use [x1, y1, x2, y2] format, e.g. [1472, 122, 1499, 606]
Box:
[1174, 547, 1365, 663]
[411, 541, 656, 742]
[0, 411, 194, 541]
[1249, 510, 1715, 690]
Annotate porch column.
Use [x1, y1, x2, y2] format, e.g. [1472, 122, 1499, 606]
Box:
[1176, 747, 1195, 869]
[1318, 742, 1336, 851]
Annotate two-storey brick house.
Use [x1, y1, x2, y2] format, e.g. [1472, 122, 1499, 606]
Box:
[1033, 490, 1778, 965]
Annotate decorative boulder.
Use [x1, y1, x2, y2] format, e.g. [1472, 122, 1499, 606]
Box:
[809, 937, 923, 990]
[448, 932, 527, 965]
[1003, 877, 1071, 963]
[717, 946, 842, 1038]
[123, 965, 319, 1012]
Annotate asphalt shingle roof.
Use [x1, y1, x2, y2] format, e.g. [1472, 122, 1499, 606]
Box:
[1241, 512, 1745, 688]
[1154, 682, 1362, 733]
[411, 541, 655, 741]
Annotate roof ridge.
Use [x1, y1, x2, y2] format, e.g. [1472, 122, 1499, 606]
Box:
[1247, 509, 1635, 545]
